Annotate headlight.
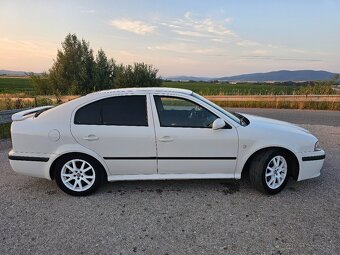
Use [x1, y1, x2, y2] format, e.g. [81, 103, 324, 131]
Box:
[314, 141, 322, 151]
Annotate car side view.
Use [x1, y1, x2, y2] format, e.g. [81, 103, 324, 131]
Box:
[8, 88, 325, 196]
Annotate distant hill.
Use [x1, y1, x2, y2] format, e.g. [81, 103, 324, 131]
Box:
[166, 76, 211, 82]
[167, 70, 339, 82]
[0, 70, 28, 76]
[218, 70, 338, 82]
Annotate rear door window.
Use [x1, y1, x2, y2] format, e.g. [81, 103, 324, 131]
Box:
[74, 95, 148, 126]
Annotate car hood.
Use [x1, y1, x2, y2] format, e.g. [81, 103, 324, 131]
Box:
[240, 113, 310, 134]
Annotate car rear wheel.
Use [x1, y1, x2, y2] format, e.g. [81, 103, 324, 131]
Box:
[54, 155, 103, 196]
[249, 149, 290, 194]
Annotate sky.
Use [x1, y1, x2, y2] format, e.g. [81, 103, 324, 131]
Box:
[0, 0, 339, 77]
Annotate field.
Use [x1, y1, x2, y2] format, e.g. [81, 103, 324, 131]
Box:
[0, 77, 301, 96]
[162, 81, 300, 95]
[0, 77, 34, 94]
[0, 77, 339, 114]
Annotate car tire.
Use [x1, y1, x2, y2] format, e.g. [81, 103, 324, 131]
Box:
[54, 155, 103, 196]
[249, 149, 290, 195]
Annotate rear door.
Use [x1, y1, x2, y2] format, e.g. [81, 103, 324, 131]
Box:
[151, 94, 239, 175]
[71, 94, 157, 175]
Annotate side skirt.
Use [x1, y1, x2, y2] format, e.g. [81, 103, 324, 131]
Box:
[107, 173, 237, 182]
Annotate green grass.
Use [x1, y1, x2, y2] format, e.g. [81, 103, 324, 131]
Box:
[0, 77, 35, 94]
[0, 123, 11, 139]
[162, 81, 300, 95]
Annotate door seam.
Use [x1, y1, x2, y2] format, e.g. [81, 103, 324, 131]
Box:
[148, 94, 159, 173]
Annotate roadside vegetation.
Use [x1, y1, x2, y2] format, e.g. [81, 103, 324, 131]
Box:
[212, 100, 340, 111]
[0, 123, 11, 139]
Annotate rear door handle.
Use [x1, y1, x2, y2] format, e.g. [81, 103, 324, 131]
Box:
[83, 134, 99, 141]
[159, 136, 174, 142]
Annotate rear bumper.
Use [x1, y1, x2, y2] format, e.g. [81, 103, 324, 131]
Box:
[8, 150, 52, 180]
[297, 150, 325, 181]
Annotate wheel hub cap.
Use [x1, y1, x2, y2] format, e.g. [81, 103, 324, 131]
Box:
[61, 159, 96, 192]
[265, 155, 288, 189]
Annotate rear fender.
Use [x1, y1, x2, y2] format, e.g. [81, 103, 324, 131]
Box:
[48, 143, 110, 179]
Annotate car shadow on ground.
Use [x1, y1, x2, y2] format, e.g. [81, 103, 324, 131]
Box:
[17, 174, 324, 198]
[99, 179, 243, 196]
[8, 165, 324, 198]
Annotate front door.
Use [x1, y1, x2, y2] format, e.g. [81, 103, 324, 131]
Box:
[152, 95, 238, 174]
[71, 94, 157, 175]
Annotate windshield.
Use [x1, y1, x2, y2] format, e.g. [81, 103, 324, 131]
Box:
[192, 93, 241, 125]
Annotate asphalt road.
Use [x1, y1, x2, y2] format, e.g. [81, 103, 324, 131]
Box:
[0, 109, 339, 255]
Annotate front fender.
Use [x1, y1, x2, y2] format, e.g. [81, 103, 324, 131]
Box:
[235, 141, 298, 179]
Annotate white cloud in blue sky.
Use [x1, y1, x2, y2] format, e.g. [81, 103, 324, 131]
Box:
[0, 0, 339, 76]
[110, 19, 156, 35]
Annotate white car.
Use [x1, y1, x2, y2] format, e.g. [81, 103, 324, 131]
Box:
[8, 88, 325, 196]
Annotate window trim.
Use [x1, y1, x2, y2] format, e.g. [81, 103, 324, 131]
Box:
[153, 95, 231, 129]
[74, 95, 149, 127]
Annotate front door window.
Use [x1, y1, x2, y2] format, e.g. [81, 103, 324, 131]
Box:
[154, 96, 218, 128]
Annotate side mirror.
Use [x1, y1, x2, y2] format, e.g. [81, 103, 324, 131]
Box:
[212, 118, 226, 130]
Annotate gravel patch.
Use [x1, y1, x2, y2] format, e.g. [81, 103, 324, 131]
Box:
[0, 125, 339, 254]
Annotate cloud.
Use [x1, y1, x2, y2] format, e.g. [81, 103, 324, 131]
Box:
[237, 40, 308, 57]
[0, 37, 56, 58]
[0, 38, 57, 72]
[224, 17, 233, 24]
[241, 56, 322, 62]
[161, 12, 235, 39]
[291, 48, 306, 54]
[80, 10, 95, 14]
[159, 22, 182, 29]
[237, 40, 261, 47]
[212, 38, 223, 42]
[110, 19, 155, 35]
[147, 42, 225, 57]
[251, 49, 269, 55]
[172, 30, 207, 38]
[184, 11, 192, 19]
[200, 18, 234, 36]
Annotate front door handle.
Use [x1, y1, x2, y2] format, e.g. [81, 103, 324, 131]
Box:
[159, 136, 174, 142]
[83, 134, 99, 141]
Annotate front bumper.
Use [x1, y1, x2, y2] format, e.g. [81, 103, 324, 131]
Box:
[296, 150, 325, 181]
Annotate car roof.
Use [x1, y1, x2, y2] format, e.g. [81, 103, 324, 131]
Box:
[88, 87, 193, 96]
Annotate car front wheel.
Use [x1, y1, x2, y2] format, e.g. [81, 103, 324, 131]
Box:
[54, 155, 103, 196]
[249, 149, 290, 194]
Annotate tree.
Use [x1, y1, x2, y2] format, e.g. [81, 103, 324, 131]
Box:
[43, 33, 162, 96]
[298, 76, 337, 95]
[94, 49, 115, 90]
[49, 34, 95, 95]
[114, 62, 162, 88]
[29, 72, 52, 95]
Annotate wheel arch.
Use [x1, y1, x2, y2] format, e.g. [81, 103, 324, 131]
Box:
[49, 152, 108, 181]
[241, 146, 299, 181]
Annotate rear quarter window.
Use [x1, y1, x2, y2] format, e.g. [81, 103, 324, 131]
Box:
[74, 101, 101, 125]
